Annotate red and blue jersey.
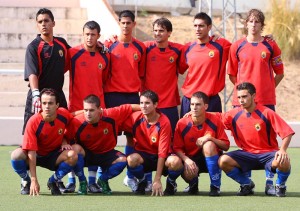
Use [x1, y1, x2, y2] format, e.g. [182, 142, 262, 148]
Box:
[173, 113, 229, 157]
[227, 37, 284, 105]
[68, 44, 110, 112]
[180, 38, 231, 98]
[22, 108, 73, 156]
[222, 105, 294, 154]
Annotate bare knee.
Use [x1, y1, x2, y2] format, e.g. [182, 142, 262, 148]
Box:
[127, 153, 142, 167]
[11, 148, 27, 160]
[165, 155, 183, 170]
[202, 141, 218, 157]
[218, 155, 237, 172]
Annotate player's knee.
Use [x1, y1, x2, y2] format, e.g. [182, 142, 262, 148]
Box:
[218, 154, 231, 170]
[11, 148, 26, 160]
[165, 155, 182, 170]
[202, 141, 218, 156]
[127, 153, 141, 167]
[66, 150, 78, 165]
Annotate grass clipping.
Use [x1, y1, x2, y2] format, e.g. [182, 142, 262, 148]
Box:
[265, 0, 300, 61]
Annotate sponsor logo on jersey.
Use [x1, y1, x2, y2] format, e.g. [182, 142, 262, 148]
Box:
[151, 136, 157, 143]
[133, 52, 139, 60]
[59, 49, 64, 57]
[261, 51, 266, 59]
[98, 62, 103, 69]
[255, 123, 261, 131]
[208, 50, 214, 58]
[169, 56, 174, 63]
[103, 128, 109, 134]
[58, 128, 63, 135]
[272, 55, 283, 66]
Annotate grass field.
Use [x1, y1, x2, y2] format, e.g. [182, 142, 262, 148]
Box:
[1, 146, 300, 211]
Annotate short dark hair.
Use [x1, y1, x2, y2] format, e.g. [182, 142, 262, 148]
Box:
[40, 88, 58, 104]
[140, 90, 159, 104]
[194, 12, 212, 26]
[36, 8, 54, 22]
[83, 20, 101, 33]
[84, 94, 100, 108]
[244, 9, 265, 34]
[119, 10, 135, 22]
[153, 17, 173, 32]
[191, 91, 209, 105]
[236, 82, 256, 95]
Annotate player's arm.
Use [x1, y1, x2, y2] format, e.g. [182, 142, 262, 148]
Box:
[130, 104, 141, 112]
[275, 73, 284, 87]
[275, 134, 292, 165]
[229, 75, 237, 85]
[27, 150, 40, 196]
[151, 157, 165, 197]
[28, 74, 41, 113]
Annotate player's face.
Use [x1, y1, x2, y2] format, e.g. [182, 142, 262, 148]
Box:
[247, 15, 262, 35]
[36, 14, 55, 36]
[41, 94, 58, 119]
[193, 18, 211, 40]
[83, 28, 100, 49]
[237, 90, 255, 110]
[190, 97, 208, 117]
[140, 96, 157, 115]
[119, 17, 136, 36]
[83, 102, 100, 124]
[153, 24, 171, 43]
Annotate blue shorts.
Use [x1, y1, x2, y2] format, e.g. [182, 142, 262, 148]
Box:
[104, 92, 140, 108]
[36, 148, 62, 171]
[84, 149, 125, 171]
[159, 106, 179, 135]
[225, 150, 276, 173]
[180, 94, 222, 117]
[135, 150, 168, 176]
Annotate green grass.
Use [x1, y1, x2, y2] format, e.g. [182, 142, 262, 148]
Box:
[2, 146, 300, 211]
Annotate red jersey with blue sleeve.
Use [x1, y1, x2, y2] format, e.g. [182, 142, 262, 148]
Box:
[173, 113, 229, 157]
[68, 44, 110, 112]
[104, 37, 146, 93]
[143, 41, 184, 108]
[222, 105, 294, 154]
[179, 38, 231, 98]
[22, 108, 73, 156]
[65, 104, 132, 154]
[227, 38, 284, 105]
[122, 111, 172, 158]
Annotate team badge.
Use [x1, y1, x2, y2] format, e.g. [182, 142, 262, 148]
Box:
[103, 128, 109, 134]
[58, 128, 63, 135]
[208, 50, 214, 58]
[151, 136, 157, 143]
[255, 123, 261, 131]
[169, 56, 174, 63]
[133, 52, 139, 60]
[98, 63, 103, 69]
[272, 55, 283, 66]
[261, 51, 266, 59]
[58, 50, 64, 57]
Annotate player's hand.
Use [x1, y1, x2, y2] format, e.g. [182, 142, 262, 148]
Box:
[184, 158, 198, 176]
[151, 180, 163, 196]
[30, 178, 40, 196]
[264, 34, 274, 41]
[183, 111, 192, 118]
[196, 134, 212, 147]
[61, 144, 72, 151]
[97, 41, 109, 54]
[275, 150, 290, 165]
[211, 34, 221, 42]
[31, 89, 41, 114]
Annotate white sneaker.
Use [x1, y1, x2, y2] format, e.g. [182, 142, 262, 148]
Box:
[265, 184, 276, 196]
[183, 185, 190, 193]
[123, 175, 138, 192]
[145, 181, 152, 192]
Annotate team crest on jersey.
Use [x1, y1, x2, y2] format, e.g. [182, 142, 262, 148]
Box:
[58, 50, 64, 57]
[58, 128, 63, 135]
[169, 56, 174, 63]
[103, 128, 109, 134]
[261, 51, 266, 59]
[98, 63, 103, 70]
[208, 50, 214, 58]
[151, 136, 157, 143]
[133, 52, 139, 60]
[255, 123, 261, 131]
[272, 55, 283, 66]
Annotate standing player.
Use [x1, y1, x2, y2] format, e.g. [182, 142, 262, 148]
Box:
[103, 10, 146, 190]
[11, 88, 87, 196]
[164, 91, 229, 196]
[64, 20, 110, 194]
[227, 9, 284, 193]
[219, 82, 294, 197]
[23, 8, 70, 134]
[122, 90, 172, 196]
[179, 12, 231, 117]
[64, 95, 140, 195]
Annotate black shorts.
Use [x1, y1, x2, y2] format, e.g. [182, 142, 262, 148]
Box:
[36, 148, 62, 171]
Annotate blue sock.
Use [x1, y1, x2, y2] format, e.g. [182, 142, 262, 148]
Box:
[265, 169, 275, 185]
[145, 172, 152, 183]
[168, 169, 183, 182]
[125, 146, 135, 179]
[49, 162, 73, 183]
[128, 165, 144, 180]
[244, 170, 252, 179]
[73, 154, 86, 182]
[11, 160, 29, 180]
[97, 166, 103, 179]
[88, 166, 97, 184]
[205, 155, 222, 187]
[100, 162, 127, 181]
[276, 169, 290, 186]
[226, 167, 251, 185]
